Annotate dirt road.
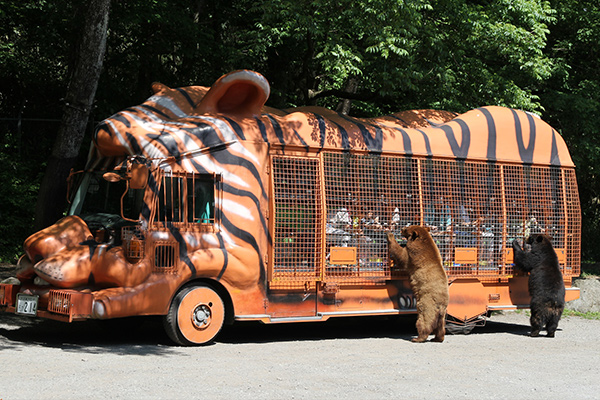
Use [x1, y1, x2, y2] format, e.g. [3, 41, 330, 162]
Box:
[0, 310, 599, 400]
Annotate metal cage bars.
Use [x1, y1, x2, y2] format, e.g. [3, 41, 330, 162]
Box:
[271, 153, 581, 285]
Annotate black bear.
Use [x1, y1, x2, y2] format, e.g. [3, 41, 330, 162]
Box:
[512, 234, 565, 337]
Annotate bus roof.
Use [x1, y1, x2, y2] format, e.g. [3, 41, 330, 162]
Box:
[92, 71, 574, 169]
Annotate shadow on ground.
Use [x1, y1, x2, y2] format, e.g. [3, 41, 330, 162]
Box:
[0, 311, 533, 351]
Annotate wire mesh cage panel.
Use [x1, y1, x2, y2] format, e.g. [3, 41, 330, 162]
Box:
[564, 169, 581, 275]
[503, 164, 580, 278]
[419, 159, 505, 278]
[271, 151, 580, 284]
[323, 153, 420, 282]
[271, 156, 323, 282]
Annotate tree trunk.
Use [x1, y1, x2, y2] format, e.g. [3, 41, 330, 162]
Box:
[34, 0, 111, 231]
[336, 77, 359, 115]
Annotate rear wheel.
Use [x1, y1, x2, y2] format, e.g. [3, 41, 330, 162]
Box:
[163, 284, 225, 345]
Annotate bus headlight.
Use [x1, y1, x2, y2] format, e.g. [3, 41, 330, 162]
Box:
[92, 299, 106, 318]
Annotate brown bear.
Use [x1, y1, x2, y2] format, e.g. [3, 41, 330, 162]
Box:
[512, 234, 565, 337]
[386, 226, 449, 342]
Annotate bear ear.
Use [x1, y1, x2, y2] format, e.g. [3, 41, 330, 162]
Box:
[536, 235, 544, 243]
[411, 231, 418, 241]
[195, 70, 270, 118]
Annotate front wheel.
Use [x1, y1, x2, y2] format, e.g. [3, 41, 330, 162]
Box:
[163, 284, 226, 345]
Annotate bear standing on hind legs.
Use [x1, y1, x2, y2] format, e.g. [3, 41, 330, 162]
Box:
[512, 234, 565, 337]
[386, 226, 449, 343]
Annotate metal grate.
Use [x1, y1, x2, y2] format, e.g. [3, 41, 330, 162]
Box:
[271, 156, 323, 282]
[156, 173, 216, 228]
[419, 159, 505, 277]
[154, 242, 179, 273]
[271, 152, 580, 284]
[564, 169, 581, 275]
[48, 290, 72, 315]
[48, 290, 93, 321]
[323, 153, 397, 282]
[122, 226, 145, 260]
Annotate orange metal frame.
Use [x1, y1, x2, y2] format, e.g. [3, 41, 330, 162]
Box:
[270, 152, 580, 288]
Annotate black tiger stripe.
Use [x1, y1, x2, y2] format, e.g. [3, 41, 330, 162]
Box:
[112, 113, 132, 129]
[222, 182, 271, 244]
[125, 132, 144, 156]
[211, 150, 268, 201]
[424, 118, 443, 127]
[95, 121, 114, 138]
[550, 129, 561, 166]
[441, 119, 471, 159]
[513, 109, 535, 164]
[220, 213, 266, 283]
[222, 116, 247, 141]
[389, 115, 410, 126]
[187, 158, 211, 175]
[147, 133, 182, 159]
[416, 129, 433, 157]
[184, 121, 226, 149]
[141, 172, 160, 222]
[292, 128, 309, 151]
[266, 114, 286, 148]
[392, 127, 413, 156]
[478, 107, 497, 161]
[339, 114, 383, 153]
[215, 233, 229, 281]
[315, 114, 327, 148]
[140, 104, 174, 121]
[166, 225, 197, 276]
[255, 117, 270, 142]
[328, 121, 350, 151]
[175, 88, 196, 109]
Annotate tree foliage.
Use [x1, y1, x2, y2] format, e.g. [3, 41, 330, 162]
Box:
[541, 0, 600, 262]
[0, 0, 599, 262]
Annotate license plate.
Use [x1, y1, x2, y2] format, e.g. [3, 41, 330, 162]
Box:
[16, 294, 39, 316]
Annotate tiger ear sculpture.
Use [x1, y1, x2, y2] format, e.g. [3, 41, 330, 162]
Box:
[195, 70, 270, 118]
[151, 82, 170, 94]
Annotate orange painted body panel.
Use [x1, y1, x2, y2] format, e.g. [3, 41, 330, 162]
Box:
[0, 70, 581, 331]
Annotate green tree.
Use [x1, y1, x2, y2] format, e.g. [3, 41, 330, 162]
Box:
[541, 0, 600, 262]
[247, 0, 556, 115]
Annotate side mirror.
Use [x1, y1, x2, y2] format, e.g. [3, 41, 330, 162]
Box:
[129, 164, 148, 189]
[103, 172, 123, 183]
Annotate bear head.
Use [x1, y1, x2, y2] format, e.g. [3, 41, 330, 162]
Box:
[526, 233, 552, 249]
[400, 225, 430, 243]
[526, 233, 556, 256]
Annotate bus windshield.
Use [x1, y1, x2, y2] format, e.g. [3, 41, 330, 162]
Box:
[69, 172, 145, 223]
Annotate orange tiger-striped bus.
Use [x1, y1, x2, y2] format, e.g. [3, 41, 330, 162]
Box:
[0, 70, 580, 344]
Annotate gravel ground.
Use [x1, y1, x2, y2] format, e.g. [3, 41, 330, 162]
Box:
[1, 264, 599, 400]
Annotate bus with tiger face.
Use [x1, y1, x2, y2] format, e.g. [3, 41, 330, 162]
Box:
[0, 70, 581, 344]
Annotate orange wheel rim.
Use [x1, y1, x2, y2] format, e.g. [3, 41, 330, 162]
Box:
[177, 287, 225, 344]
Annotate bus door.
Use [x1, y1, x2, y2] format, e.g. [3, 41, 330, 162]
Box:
[268, 156, 323, 318]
